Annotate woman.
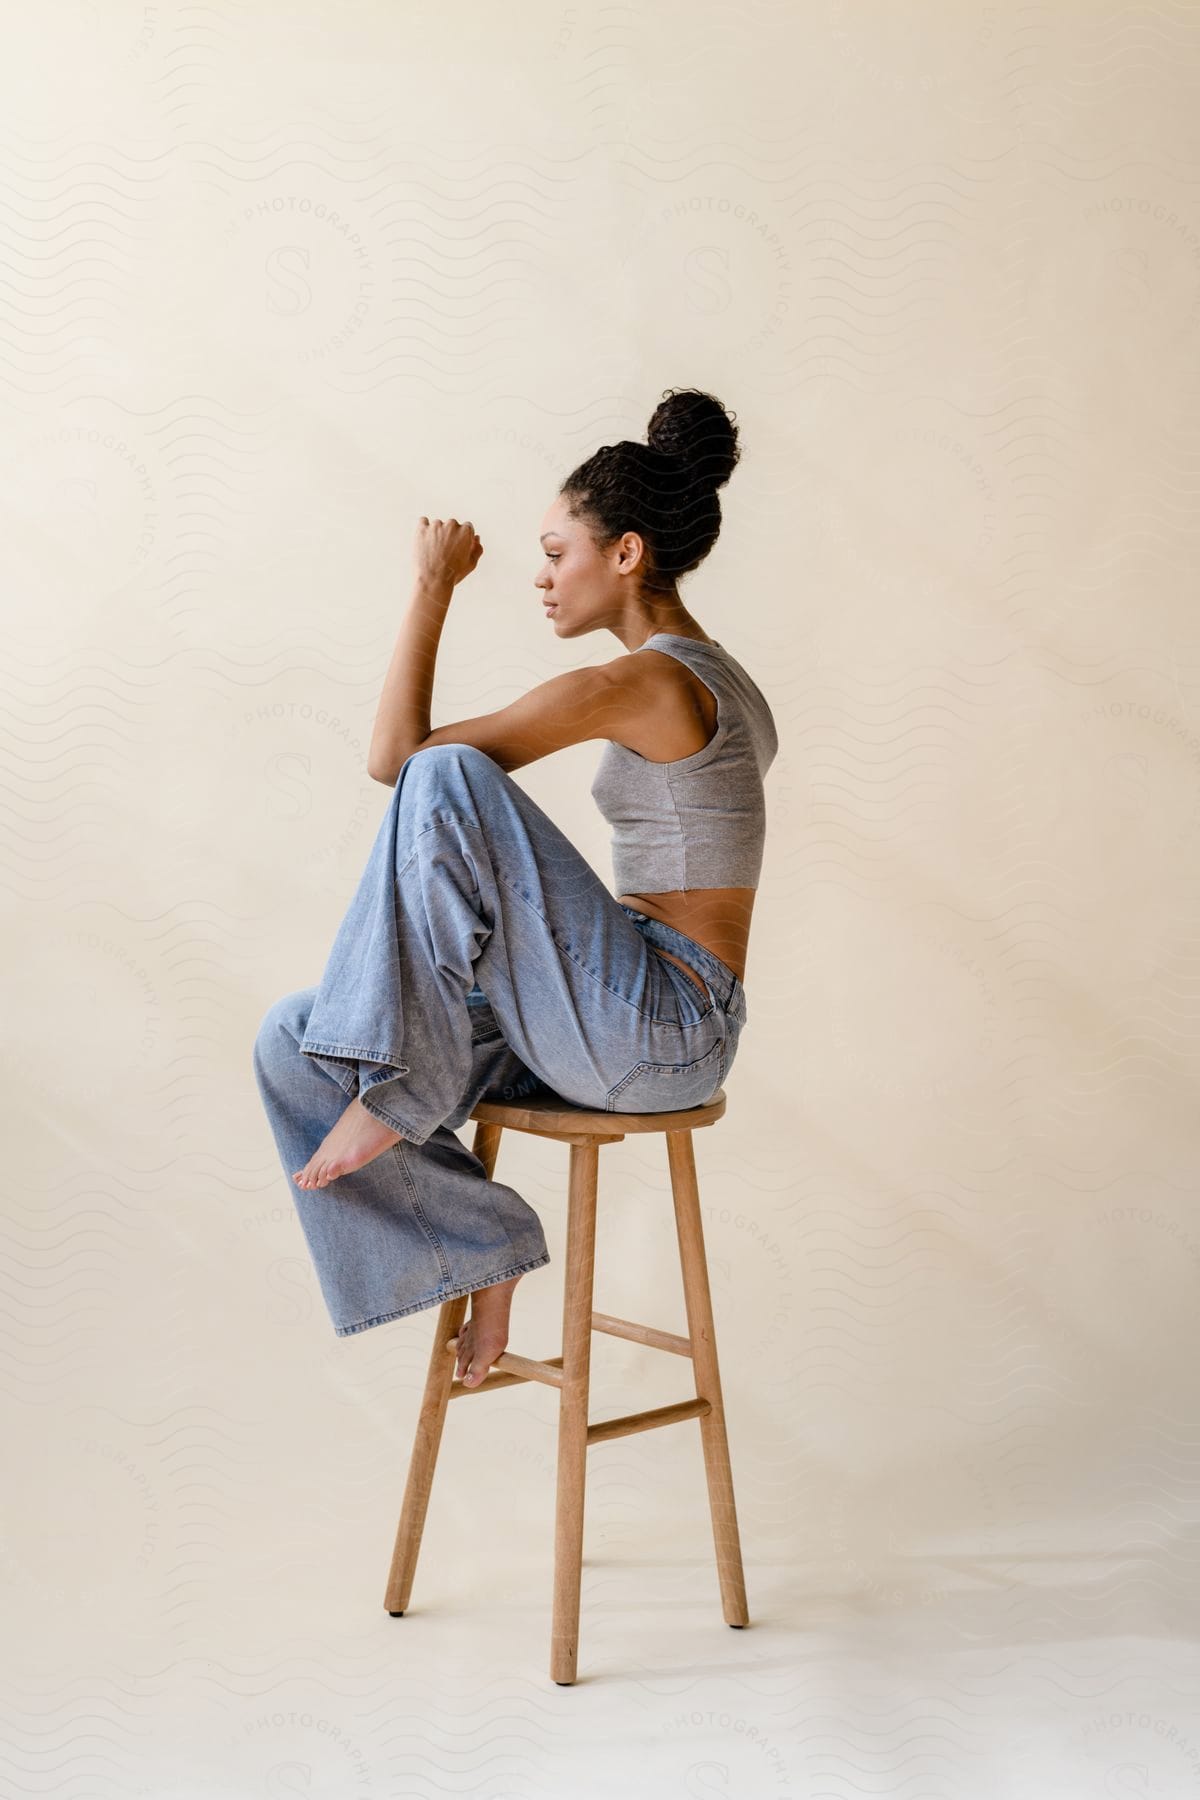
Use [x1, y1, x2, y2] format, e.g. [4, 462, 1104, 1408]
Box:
[252, 387, 778, 1389]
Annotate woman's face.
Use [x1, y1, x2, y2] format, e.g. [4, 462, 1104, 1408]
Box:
[535, 495, 644, 636]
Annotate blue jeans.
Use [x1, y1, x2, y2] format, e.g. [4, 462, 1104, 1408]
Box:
[251, 743, 748, 1337]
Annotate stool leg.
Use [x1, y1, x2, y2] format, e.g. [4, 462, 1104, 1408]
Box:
[665, 1127, 750, 1628]
[551, 1139, 599, 1685]
[383, 1291, 468, 1615]
[383, 1120, 505, 1617]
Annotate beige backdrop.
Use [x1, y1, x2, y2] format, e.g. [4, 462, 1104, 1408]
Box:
[6, 1, 1199, 1794]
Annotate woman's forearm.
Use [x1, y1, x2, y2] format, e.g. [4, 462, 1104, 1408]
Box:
[367, 576, 454, 781]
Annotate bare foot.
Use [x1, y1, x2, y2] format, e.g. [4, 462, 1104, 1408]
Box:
[446, 1274, 523, 1388]
[294, 1096, 404, 1189]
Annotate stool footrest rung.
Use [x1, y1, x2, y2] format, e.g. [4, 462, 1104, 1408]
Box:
[447, 1350, 564, 1396]
[586, 1397, 712, 1445]
[591, 1311, 692, 1357]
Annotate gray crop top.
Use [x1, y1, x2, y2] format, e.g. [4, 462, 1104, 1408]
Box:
[590, 632, 778, 892]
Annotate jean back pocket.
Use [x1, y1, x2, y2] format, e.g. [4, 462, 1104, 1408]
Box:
[605, 1035, 725, 1113]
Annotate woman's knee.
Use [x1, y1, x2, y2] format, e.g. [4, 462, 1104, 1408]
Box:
[253, 986, 317, 1071]
[401, 741, 504, 794]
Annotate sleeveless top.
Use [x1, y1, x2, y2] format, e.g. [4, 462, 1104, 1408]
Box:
[589, 632, 779, 892]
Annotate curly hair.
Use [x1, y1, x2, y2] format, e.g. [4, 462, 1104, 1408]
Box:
[558, 387, 741, 594]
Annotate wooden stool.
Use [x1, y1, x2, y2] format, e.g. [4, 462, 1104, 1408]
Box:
[382, 1088, 749, 1685]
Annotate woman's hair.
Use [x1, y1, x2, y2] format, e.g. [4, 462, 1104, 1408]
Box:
[558, 387, 741, 593]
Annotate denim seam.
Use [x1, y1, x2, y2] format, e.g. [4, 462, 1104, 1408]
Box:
[394, 810, 491, 888]
[394, 820, 447, 882]
[388, 1140, 452, 1281]
[318, 1063, 359, 1099]
[300, 1040, 412, 1069]
[333, 1248, 553, 1336]
[358, 1090, 438, 1145]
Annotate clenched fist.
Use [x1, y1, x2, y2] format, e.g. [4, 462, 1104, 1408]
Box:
[415, 516, 483, 588]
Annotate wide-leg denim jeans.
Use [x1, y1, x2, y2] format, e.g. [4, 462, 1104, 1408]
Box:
[251, 743, 748, 1338]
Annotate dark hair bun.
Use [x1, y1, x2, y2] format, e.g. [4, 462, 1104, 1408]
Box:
[558, 387, 742, 587]
[646, 387, 740, 491]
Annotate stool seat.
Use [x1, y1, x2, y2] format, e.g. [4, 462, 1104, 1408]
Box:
[382, 1083, 748, 1684]
[470, 1087, 727, 1140]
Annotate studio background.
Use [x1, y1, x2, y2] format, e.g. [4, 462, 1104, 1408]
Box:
[5, 2, 1198, 1795]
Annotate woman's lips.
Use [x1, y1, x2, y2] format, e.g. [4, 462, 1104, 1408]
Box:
[544, 603, 557, 614]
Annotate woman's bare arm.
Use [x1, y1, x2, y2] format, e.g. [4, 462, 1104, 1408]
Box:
[368, 661, 630, 784]
[368, 518, 482, 777]
[367, 574, 454, 777]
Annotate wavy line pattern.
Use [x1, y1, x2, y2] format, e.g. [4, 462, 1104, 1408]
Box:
[3, 0, 1200, 1793]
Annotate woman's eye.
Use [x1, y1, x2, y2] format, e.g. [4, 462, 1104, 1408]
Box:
[546, 552, 560, 561]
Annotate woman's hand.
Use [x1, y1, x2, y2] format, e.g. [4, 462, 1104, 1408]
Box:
[414, 516, 483, 589]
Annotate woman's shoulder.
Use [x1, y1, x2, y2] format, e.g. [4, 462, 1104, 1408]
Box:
[600, 643, 719, 761]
